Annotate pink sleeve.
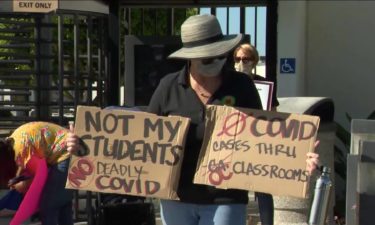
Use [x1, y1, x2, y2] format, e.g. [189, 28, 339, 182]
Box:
[10, 156, 48, 225]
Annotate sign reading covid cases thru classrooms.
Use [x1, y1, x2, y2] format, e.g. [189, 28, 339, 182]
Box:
[65, 106, 190, 200]
[194, 105, 320, 198]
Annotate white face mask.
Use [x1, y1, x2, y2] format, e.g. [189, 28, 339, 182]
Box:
[234, 61, 254, 75]
[194, 58, 227, 77]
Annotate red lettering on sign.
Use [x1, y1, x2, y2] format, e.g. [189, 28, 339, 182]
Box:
[68, 158, 94, 188]
[208, 159, 233, 185]
[216, 112, 317, 141]
[217, 112, 248, 137]
[203, 153, 234, 186]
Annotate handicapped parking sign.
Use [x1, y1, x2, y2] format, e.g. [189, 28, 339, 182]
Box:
[280, 58, 296, 74]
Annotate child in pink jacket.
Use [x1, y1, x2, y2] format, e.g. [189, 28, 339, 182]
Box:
[0, 122, 75, 225]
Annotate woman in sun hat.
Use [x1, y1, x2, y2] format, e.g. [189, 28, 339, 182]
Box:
[147, 14, 320, 225]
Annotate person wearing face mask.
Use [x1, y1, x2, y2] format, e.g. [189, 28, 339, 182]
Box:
[66, 14, 321, 225]
[234, 44, 279, 225]
[234, 43, 279, 111]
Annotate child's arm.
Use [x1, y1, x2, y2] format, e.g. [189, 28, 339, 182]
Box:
[10, 156, 48, 225]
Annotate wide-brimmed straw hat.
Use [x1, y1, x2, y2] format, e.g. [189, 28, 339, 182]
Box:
[168, 14, 243, 59]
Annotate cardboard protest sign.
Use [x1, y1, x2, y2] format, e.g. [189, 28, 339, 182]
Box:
[194, 105, 320, 198]
[66, 106, 190, 200]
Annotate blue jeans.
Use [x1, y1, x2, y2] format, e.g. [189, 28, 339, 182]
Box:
[256, 192, 274, 225]
[160, 200, 247, 225]
[39, 159, 73, 225]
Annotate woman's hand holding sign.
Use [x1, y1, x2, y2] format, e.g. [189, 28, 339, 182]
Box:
[66, 123, 81, 154]
[306, 140, 320, 175]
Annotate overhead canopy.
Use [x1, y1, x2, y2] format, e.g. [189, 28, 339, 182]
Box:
[115, 0, 267, 7]
[0, 0, 108, 14]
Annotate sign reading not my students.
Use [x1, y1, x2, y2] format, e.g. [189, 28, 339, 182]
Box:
[194, 105, 320, 198]
[66, 106, 190, 200]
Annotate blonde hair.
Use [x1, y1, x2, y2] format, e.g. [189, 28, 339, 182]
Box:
[233, 43, 259, 65]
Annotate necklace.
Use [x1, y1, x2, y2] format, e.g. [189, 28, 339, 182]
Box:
[195, 83, 212, 98]
[189, 70, 218, 100]
[192, 82, 212, 99]
[200, 93, 211, 98]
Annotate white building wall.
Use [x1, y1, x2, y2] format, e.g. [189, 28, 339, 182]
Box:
[278, 1, 375, 128]
[277, 1, 307, 97]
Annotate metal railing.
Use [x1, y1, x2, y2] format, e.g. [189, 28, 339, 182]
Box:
[0, 13, 109, 139]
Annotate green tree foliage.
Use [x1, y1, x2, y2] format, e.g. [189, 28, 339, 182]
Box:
[122, 8, 197, 36]
[0, 18, 34, 84]
[118, 8, 198, 83]
[1, 8, 198, 103]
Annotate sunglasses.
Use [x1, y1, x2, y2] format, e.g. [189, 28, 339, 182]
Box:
[234, 57, 252, 64]
[201, 55, 227, 65]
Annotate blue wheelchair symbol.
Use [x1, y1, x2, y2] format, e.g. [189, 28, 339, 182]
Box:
[280, 58, 296, 74]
